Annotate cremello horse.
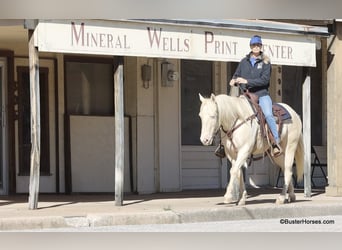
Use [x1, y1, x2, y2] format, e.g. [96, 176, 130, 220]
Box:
[199, 93, 304, 205]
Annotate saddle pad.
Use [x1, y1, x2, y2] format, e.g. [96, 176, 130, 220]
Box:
[273, 103, 291, 121]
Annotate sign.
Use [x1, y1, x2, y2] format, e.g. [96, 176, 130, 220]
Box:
[35, 19, 318, 67]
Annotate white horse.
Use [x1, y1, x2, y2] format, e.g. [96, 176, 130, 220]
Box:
[199, 93, 304, 205]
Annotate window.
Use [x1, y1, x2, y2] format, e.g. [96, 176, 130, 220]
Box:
[181, 60, 213, 145]
[65, 57, 115, 116]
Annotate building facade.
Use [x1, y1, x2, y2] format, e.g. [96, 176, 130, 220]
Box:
[0, 19, 336, 197]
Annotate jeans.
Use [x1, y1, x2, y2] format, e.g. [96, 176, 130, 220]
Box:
[259, 95, 280, 144]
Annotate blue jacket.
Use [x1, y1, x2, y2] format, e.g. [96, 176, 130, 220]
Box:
[232, 52, 271, 97]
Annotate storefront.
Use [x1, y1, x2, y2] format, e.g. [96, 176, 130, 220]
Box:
[0, 19, 330, 202]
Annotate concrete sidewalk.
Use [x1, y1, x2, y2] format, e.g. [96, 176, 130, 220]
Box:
[1, 188, 342, 231]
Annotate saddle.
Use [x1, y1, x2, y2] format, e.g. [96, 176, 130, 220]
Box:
[244, 91, 291, 145]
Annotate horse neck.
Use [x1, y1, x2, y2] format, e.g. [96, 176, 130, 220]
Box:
[216, 95, 253, 130]
[215, 95, 242, 130]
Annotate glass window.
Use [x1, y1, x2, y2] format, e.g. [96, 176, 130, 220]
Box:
[65, 58, 114, 116]
[181, 60, 213, 145]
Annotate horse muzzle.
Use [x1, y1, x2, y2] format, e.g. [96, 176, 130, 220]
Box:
[200, 135, 214, 146]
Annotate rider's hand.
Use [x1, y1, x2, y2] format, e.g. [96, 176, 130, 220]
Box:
[235, 77, 248, 84]
[229, 79, 237, 86]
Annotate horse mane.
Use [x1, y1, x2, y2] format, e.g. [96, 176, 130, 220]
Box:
[214, 94, 254, 130]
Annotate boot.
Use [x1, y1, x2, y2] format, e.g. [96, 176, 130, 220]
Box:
[214, 144, 225, 158]
[272, 143, 283, 157]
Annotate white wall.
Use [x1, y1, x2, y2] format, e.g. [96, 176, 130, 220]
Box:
[157, 59, 181, 192]
[125, 57, 156, 194]
[69, 116, 131, 192]
[182, 146, 224, 189]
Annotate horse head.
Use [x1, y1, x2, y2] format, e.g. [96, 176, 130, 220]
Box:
[199, 93, 220, 146]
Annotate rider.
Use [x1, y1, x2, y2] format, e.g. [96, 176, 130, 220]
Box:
[229, 35, 282, 157]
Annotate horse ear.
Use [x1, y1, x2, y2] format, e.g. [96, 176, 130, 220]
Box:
[199, 93, 205, 102]
[210, 93, 216, 101]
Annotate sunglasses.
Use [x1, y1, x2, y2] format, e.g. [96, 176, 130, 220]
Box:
[251, 43, 262, 47]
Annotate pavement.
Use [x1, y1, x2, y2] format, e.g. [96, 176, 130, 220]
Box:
[1, 187, 342, 231]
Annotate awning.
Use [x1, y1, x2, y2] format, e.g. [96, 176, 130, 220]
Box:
[34, 19, 329, 67]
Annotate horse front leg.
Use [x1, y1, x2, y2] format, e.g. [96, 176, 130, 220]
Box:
[238, 165, 247, 206]
[224, 152, 249, 204]
[224, 166, 241, 203]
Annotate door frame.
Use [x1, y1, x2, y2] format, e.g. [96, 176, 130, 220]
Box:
[0, 58, 9, 195]
[14, 57, 57, 193]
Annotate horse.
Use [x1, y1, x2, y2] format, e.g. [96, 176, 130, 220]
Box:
[199, 93, 304, 205]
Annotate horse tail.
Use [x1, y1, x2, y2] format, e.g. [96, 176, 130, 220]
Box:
[295, 132, 304, 182]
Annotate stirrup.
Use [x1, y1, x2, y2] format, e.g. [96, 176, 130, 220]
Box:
[272, 143, 283, 157]
[214, 144, 225, 158]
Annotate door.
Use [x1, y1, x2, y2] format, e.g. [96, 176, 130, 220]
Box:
[17, 67, 50, 176]
[0, 59, 8, 195]
[181, 59, 223, 189]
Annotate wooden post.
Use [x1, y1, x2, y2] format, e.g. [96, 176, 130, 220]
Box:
[114, 59, 124, 206]
[321, 38, 328, 146]
[303, 68, 311, 198]
[27, 26, 41, 209]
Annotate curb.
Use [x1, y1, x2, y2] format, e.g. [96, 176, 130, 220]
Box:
[0, 216, 68, 231]
[172, 203, 342, 224]
[1, 202, 342, 231]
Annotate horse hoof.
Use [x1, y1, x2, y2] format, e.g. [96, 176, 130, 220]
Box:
[275, 196, 286, 205]
[223, 196, 238, 204]
[288, 194, 296, 203]
[238, 200, 246, 206]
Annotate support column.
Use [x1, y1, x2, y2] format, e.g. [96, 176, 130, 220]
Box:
[115, 58, 124, 206]
[27, 21, 41, 210]
[303, 68, 311, 198]
[326, 21, 342, 196]
[321, 38, 328, 146]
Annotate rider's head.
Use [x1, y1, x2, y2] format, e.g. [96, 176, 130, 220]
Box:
[249, 35, 262, 56]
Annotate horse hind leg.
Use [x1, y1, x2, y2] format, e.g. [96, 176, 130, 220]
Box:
[288, 181, 296, 203]
[276, 172, 296, 204]
[276, 157, 294, 204]
[276, 141, 300, 204]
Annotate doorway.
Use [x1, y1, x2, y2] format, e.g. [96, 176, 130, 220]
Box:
[17, 67, 50, 177]
[14, 57, 57, 193]
[180, 59, 223, 189]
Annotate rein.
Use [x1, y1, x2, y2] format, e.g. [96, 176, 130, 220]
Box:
[220, 113, 257, 152]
